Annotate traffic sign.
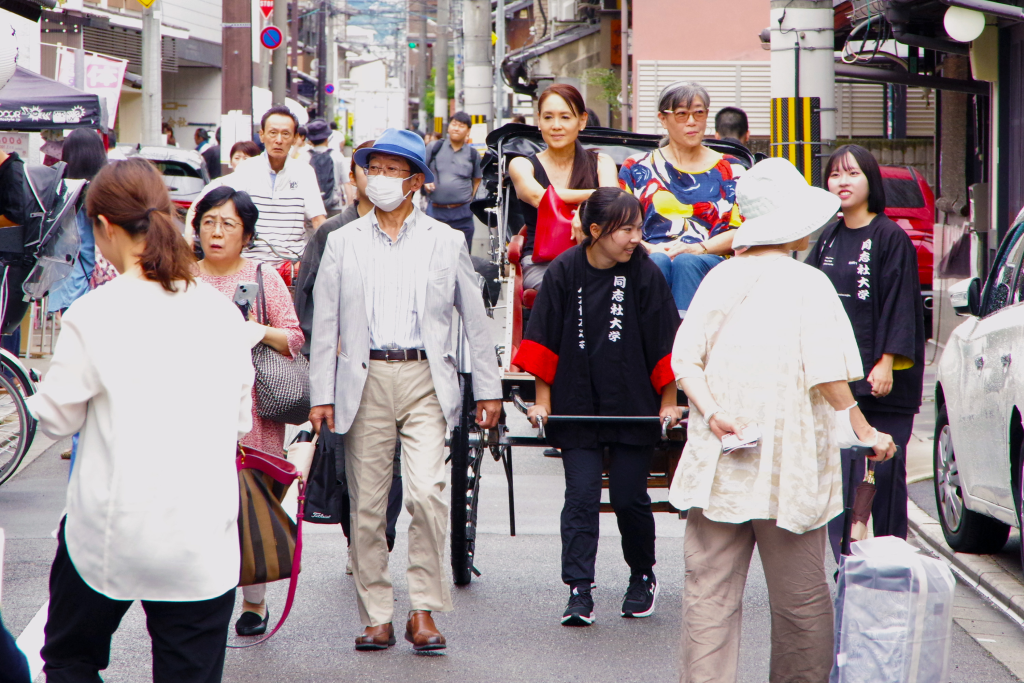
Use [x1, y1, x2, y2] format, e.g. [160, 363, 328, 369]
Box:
[260, 26, 284, 51]
[137, 0, 156, 7]
[259, 0, 273, 20]
[324, 84, 335, 95]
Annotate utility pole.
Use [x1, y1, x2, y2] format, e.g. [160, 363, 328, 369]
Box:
[141, 0, 162, 145]
[272, 0, 289, 105]
[620, 0, 628, 131]
[326, 1, 337, 122]
[317, 0, 328, 118]
[493, 0, 505, 126]
[417, 1, 428, 133]
[452, 0, 463, 111]
[463, 0, 492, 129]
[769, 0, 835, 183]
[221, 0, 253, 174]
[433, 0, 449, 135]
[289, 0, 300, 100]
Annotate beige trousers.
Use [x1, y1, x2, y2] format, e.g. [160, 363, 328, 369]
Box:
[344, 359, 452, 627]
[681, 508, 834, 683]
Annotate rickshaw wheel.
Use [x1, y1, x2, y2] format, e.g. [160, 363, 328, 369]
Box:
[450, 372, 484, 586]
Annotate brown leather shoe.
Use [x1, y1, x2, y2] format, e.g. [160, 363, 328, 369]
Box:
[405, 610, 446, 651]
[354, 623, 395, 651]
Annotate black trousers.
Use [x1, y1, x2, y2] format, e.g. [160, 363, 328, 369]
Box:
[827, 410, 914, 562]
[42, 520, 235, 683]
[561, 443, 656, 587]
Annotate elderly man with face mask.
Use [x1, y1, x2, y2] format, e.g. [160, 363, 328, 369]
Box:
[309, 129, 502, 653]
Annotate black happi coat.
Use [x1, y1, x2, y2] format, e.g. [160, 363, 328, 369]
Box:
[806, 214, 925, 413]
[513, 245, 680, 448]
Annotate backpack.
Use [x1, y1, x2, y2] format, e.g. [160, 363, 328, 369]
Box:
[309, 149, 335, 205]
[424, 139, 444, 178]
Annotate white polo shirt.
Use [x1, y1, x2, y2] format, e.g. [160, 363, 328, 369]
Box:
[197, 152, 326, 263]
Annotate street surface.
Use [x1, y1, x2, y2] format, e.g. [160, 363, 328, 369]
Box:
[1, 243, 1022, 681]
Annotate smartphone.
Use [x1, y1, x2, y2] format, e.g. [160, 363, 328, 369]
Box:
[232, 282, 259, 316]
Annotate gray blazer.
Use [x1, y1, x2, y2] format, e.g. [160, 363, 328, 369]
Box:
[309, 208, 502, 434]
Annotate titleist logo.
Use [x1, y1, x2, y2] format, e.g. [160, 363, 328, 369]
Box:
[310, 512, 331, 519]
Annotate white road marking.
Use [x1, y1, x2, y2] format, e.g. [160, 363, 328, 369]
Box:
[14, 600, 48, 682]
[976, 638, 998, 643]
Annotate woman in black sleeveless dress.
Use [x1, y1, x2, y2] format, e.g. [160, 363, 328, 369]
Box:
[508, 84, 618, 291]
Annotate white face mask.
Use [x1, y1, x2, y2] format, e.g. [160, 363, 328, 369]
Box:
[366, 174, 414, 212]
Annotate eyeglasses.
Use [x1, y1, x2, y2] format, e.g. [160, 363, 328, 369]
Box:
[200, 217, 243, 232]
[263, 129, 294, 141]
[662, 108, 708, 123]
[366, 164, 414, 179]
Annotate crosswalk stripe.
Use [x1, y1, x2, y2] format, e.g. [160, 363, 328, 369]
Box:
[15, 600, 48, 682]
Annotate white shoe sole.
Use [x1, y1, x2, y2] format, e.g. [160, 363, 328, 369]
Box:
[621, 581, 659, 618]
[561, 612, 595, 626]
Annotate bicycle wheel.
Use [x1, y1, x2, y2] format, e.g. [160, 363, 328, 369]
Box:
[0, 371, 34, 487]
[450, 373, 484, 586]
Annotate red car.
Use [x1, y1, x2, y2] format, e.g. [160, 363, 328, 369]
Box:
[881, 164, 934, 334]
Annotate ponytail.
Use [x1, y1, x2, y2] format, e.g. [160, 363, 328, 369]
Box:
[568, 139, 599, 191]
[86, 158, 196, 292]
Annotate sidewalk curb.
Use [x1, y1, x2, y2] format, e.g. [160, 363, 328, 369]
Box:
[907, 499, 1024, 625]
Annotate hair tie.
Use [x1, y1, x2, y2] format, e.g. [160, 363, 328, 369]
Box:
[142, 207, 159, 221]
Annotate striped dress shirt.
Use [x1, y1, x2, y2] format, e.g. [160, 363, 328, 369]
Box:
[368, 209, 423, 350]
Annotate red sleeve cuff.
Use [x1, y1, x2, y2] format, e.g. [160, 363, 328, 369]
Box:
[650, 354, 675, 393]
[513, 340, 559, 385]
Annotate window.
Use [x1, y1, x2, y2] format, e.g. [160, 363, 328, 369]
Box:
[882, 177, 926, 210]
[983, 224, 1024, 316]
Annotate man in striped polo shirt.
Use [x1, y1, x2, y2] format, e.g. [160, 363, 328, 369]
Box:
[190, 106, 326, 266]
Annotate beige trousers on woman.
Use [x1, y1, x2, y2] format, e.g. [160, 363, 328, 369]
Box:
[344, 359, 453, 627]
[681, 508, 834, 683]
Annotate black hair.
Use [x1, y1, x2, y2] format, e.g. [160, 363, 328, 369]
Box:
[329, 121, 338, 130]
[106, 129, 117, 148]
[215, 127, 221, 144]
[191, 186, 259, 246]
[195, 128, 209, 142]
[579, 187, 644, 246]
[450, 111, 472, 127]
[62, 129, 108, 181]
[825, 144, 886, 214]
[715, 106, 748, 139]
[296, 125, 307, 139]
[260, 105, 299, 133]
[585, 108, 602, 128]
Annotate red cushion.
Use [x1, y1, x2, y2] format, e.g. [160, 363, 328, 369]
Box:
[509, 233, 525, 268]
[523, 289, 537, 309]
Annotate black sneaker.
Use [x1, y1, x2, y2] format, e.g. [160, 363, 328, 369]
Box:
[621, 572, 658, 618]
[561, 586, 595, 626]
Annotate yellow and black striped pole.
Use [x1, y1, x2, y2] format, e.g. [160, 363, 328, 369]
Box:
[770, 97, 822, 187]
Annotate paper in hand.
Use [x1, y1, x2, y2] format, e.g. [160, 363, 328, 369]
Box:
[721, 425, 761, 454]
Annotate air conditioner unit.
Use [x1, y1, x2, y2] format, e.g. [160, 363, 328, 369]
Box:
[552, 0, 577, 22]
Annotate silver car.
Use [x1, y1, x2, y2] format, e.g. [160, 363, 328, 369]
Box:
[934, 209, 1024, 568]
[124, 145, 210, 217]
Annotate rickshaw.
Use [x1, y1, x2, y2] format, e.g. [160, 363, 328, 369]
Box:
[446, 124, 757, 585]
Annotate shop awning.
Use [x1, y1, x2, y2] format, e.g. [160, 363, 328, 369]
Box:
[0, 67, 103, 131]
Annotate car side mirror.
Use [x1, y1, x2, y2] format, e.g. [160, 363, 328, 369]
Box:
[950, 277, 982, 317]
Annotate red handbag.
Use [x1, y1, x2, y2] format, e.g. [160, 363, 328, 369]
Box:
[532, 185, 577, 263]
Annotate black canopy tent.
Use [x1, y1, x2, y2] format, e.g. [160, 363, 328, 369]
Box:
[0, 67, 103, 132]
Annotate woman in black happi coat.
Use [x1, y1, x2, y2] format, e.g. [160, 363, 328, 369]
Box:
[805, 144, 926, 561]
[512, 188, 683, 626]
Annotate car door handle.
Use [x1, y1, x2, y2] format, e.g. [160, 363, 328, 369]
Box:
[1003, 353, 1013, 367]
[976, 356, 985, 370]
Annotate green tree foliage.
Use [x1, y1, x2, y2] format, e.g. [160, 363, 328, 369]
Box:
[424, 58, 456, 119]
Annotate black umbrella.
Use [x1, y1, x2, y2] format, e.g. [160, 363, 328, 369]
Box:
[0, 66, 103, 131]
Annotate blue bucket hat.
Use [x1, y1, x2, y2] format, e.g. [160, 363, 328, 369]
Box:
[352, 128, 435, 184]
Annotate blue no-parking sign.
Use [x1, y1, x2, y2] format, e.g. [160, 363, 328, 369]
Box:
[260, 26, 284, 50]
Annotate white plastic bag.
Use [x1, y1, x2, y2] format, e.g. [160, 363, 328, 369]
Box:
[831, 536, 955, 683]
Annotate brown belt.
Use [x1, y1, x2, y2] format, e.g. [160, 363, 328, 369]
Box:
[369, 349, 428, 362]
[431, 202, 468, 209]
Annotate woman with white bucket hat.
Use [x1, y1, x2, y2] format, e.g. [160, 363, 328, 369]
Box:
[669, 157, 897, 683]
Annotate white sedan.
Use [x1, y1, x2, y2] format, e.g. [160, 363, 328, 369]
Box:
[935, 215, 1024, 566]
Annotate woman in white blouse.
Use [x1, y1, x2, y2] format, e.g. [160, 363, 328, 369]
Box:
[670, 158, 896, 683]
[26, 158, 254, 682]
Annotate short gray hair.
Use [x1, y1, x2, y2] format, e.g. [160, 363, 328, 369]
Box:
[657, 81, 710, 113]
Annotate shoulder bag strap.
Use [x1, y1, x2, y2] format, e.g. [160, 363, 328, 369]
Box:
[255, 263, 269, 325]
